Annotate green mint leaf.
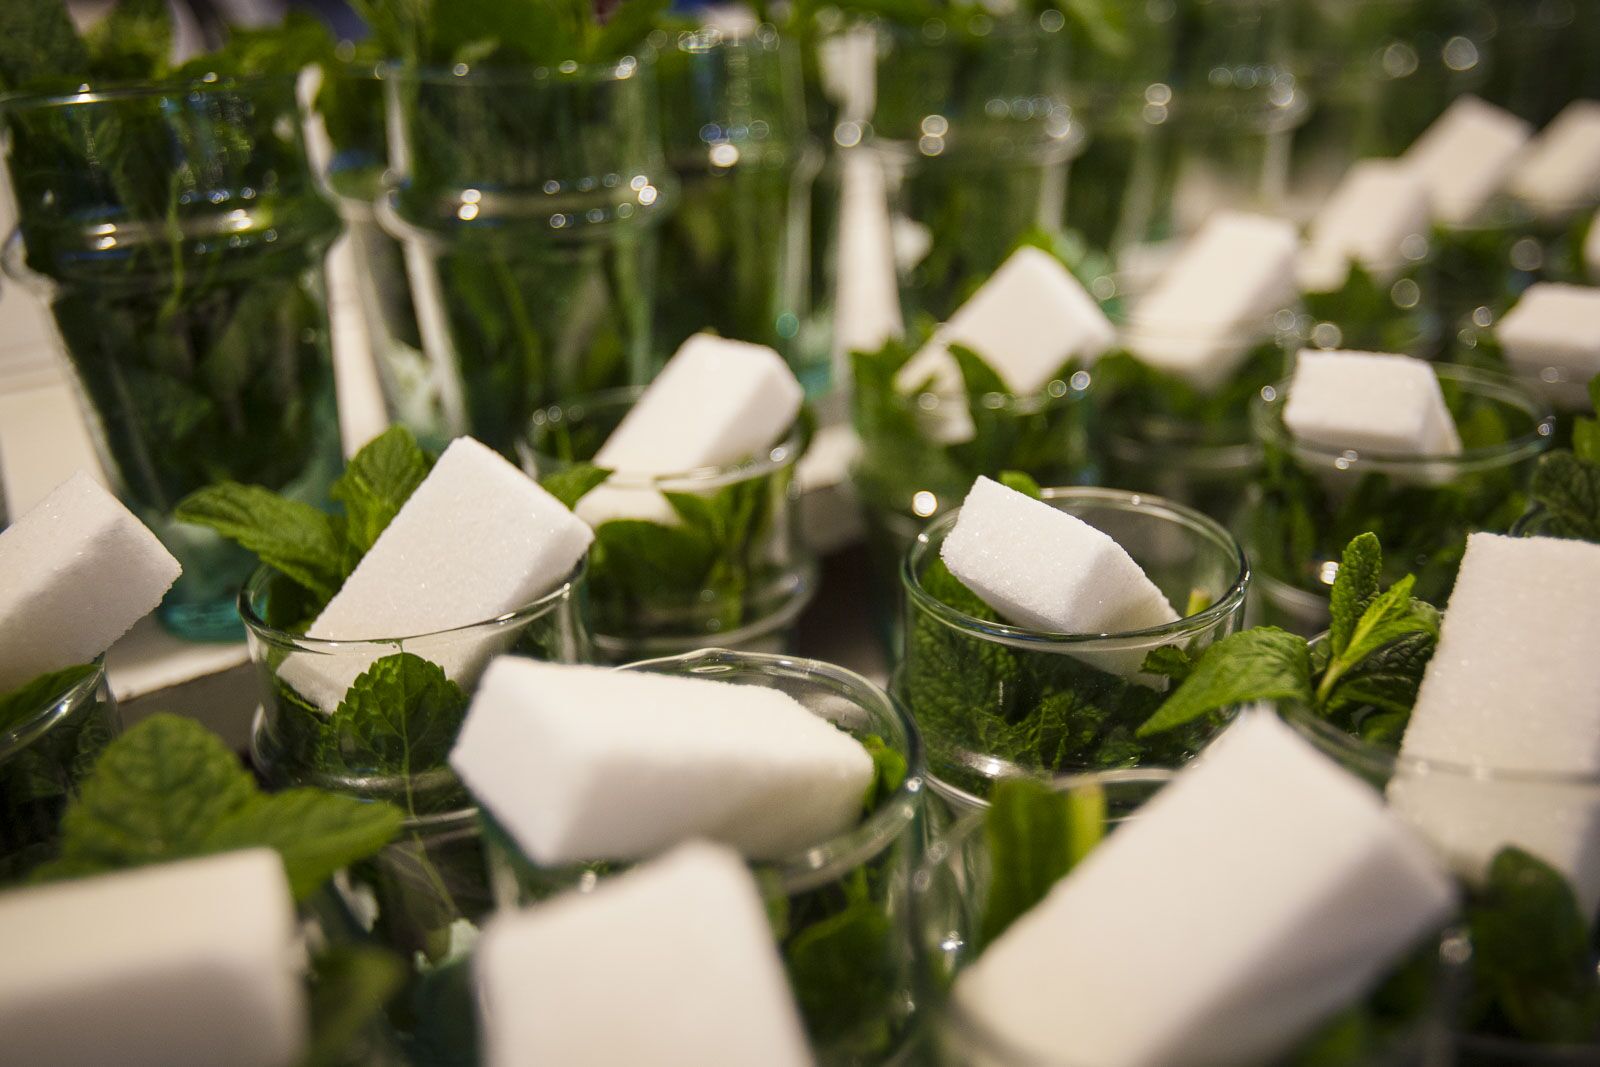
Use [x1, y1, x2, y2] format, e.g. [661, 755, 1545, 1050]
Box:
[0, 663, 99, 737]
[303, 946, 407, 1067]
[1140, 645, 1195, 684]
[981, 777, 1104, 943]
[1317, 577, 1439, 706]
[331, 426, 433, 558]
[1321, 630, 1437, 726]
[949, 343, 1009, 399]
[591, 519, 717, 601]
[1531, 452, 1600, 541]
[1468, 847, 1600, 1043]
[202, 789, 403, 901]
[1329, 533, 1382, 657]
[333, 653, 466, 787]
[861, 734, 908, 813]
[1137, 628, 1313, 738]
[539, 464, 612, 511]
[0, 0, 88, 91]
[85, 0, 172, 82]
[998, 470, 1043, 500]
[784, 882, 892, 1045]
[175, 482, 346, 603]
[1572, 418, 1600, 468]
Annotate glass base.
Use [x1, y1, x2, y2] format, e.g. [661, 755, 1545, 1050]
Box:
[157, 598, 245, 642]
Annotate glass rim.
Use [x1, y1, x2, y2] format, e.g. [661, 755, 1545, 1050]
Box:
[379, 52, 652, 88]
[892, 368, 1093, 416]
[656, 21, 789, 55]
[589, 559, 819, 657]
[1251, 361, 1555, 470]
[1115, 303, 1301, 352]
[873, 9, 1071, 45]
[620, 647, 926, 894]
[0, 657, 108, 764]
[902, 486, 1251, 647]
[0, 72, 302, 112]
[237, 558, 587, 649]
[524, 386, 809, 491]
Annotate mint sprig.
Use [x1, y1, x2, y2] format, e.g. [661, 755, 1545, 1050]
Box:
[1527, 376, 1600, 543]
[31, 714, 402, 900]
[1137, 533, 1439, 743]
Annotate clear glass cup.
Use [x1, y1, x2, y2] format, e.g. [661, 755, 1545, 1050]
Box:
[0, 659, 118, 882]
[1247, 362, 1553, 634]
[1301, 245, 1443, 359]
[895, 487, 1250, 809]
[910, 766, 1454, 1065]
[523, 389, 815, 664]
[481, 648, 927, 1065]
[1433, 200, 1549, 342]
[654, 26, 826, 392]
[379, 55, 672, 458]
[0, 78, 345, 640]
[868, 13, 1081, 325]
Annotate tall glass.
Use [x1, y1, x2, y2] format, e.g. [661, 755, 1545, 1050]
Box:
[0, 660, 118, 882]
[654, 26, 824, 391]
[896, 487, 1249, 809]
[524, 390, 815, 663]
[482, 648, 927, 1065]
[1248, 363, 1552, 634]
[380, 56, 672, 458]
[0, 78, 344, 639]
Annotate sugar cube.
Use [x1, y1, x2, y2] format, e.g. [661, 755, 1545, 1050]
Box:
[1389, 533, 1600, 914]
[833, 151, 904, 361]
[954, 711, 1456, 1067]
[1493, 283, 1600, 383]
[893, 246, 1115, 399]
[449, 657, 874, 864]
[1299, 160, 1431, 292]
[940, 476, 1178, 637]
[0, 471, 180, 693]
[279, 437, 593, 710]
[1282, 351, 1462, 457]
[0, 849, 305, 1067]
[1123, 211, 1301, 391]
[477, 841, 813, 1067]
[1403, 96, 1532, 227]
[1508, 100, 1600, 217]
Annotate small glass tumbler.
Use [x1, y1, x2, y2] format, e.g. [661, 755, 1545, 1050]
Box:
[524, 390, 815, 664]
[0, 660, 118, 882]
[483, 648, 927, 1065]
[910, 766, 1453, 1066]
[1248, 363, 1552, 634]
[895, 487, 1249, 809]
[381, 55, 673, 458]
[1433, 200, 1548, 342]
[0, 78, 345, 639]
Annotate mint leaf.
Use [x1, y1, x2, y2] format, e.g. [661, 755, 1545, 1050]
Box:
[1140, 645, 1194, 684]
[998, 470, 1043, 500]
[1137, 628, 1313, 738]
[861, 734, 907, 813]
[0, 0, 88, 91]
[1316, 576, 1439, 706]
[332, 654, 466, 792]
[1329, 532, 1382, 657]
[785, 875, 892, 1046]
[1531, 452, 1600, 542]
[303, 946, 407, 1067]
[981, 777, 1103, 943]
[85, 0, 172, 82]
[539, 464, 612, 511]
[0, 663, 99, 737]
[175, 482, 346, 603]
[331, 426, 433, 558]
[1573, 419, 1600, 468]
[202, 789, 403, 901]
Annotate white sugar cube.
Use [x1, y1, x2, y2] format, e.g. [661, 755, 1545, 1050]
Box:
[1299, 161, 1431, 292]
[893, 246, 1115, 398]
[279, 437, 593, 711]
[1403, 96, 1532, 227]
[1494, 283, 1600, 385]
[0, 471, 180, 693]
[476, 841, 813, 1067]
[449, 658, 874, 864]
[1123, 211, 1301, 391]
[1283, 351, 1462, 457]
[1390, 533, 1600, 914]
[1508, 100, 1600, 218]
[833, 151, 904, 361]
[954, 711, 1456, 1067]
[0, 849, 305, 1067]
[940, 476, 1177, 640]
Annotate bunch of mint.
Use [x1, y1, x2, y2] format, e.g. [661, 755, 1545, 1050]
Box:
[1526, 376, 1600, 542]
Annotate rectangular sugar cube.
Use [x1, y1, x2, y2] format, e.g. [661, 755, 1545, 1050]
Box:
[0, 849, 305, 1067]
[0, 471, 180, 692]
[940, 476, 1178, 637]
[893, 245, 1115, 398]
[1299, 160, 1431, 292]
[954, 711, 1456, 1067]
[1389, 533, 1600, 914]
[1493, 282, 1600, 382]
[1403, 96, 1532, 227]
[1282, 350, 1462, 457]
[1508, 100, 1600, 217]
[279, 437, 593, 710]
[449, 658, 874, 865]
[476, 841, 813, 1067]
[1123, 211, 1300, 391]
